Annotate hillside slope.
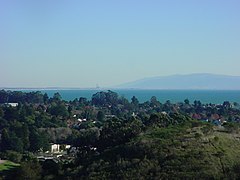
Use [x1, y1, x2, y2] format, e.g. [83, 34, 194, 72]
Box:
[118, 73, 240, 90]
[76, 121, 240, 179]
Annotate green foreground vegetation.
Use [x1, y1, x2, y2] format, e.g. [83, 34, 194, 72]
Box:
[1, 90, 240, 179]
[0, 161, 19, 172]
[0, 161, 19, 180]
[71, 121, 240, 179]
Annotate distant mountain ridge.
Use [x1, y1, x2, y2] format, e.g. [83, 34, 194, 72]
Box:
[117, 73, 240, 90]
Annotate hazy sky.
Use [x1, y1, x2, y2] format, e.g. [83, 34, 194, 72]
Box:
[1, 0, 240, 88]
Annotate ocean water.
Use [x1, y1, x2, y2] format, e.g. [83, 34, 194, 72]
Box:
[21, 89, 240, 104]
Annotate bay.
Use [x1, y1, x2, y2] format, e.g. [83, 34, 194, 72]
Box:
[20, 89, 240, 104]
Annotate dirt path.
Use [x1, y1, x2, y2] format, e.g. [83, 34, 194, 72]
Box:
[0, 160, 6, 164]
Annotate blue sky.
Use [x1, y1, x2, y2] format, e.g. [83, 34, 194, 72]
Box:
[1, 0, 240, 88]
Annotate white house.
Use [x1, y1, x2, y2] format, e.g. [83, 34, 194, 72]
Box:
[49, 144, 71, 153]
[65, 145, 71, 149]
[50, 144, 61, 153]
[5, 103, 18, 107]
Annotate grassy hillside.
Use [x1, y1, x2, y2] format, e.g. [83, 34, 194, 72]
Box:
[0, 161, 19, 179]
[0, 161, 19, 172]
[134, 125, 240, 179]
[74, 121, 240, 179]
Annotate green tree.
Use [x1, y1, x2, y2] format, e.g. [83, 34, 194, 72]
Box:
[150, 96, 161, 107]
[29, 128, 50, 152]
[20, 124, 30, 151]
[15, 160, 42, 180]
[43, 93, 49, 104]
[0, 128, 10, 151]
[68, 105, 73, 115]
[52, 92, 62, 102]
[8, 134, 24, 152]
[184, 99, 190, 105]
[131, 96, 139, 106]
[42, 159, 60, 176]
[97, 111, 105, 121]
[0, 107, 4, 117]
[0, 90, 8, 103]
[79, 97, 88, 106]
[92, 90, 119, 106]
[223, 101, 231, 108]
[97, 117, 143, 150]
[3, 107, 19, 121]
[3, 150, 23, 163]
[49, 104, 69, 117]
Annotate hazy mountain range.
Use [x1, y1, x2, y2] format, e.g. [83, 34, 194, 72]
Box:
[117, 73, 240, 90]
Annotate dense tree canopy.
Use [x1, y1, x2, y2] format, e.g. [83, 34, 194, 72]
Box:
[1, 90, 240, 179]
